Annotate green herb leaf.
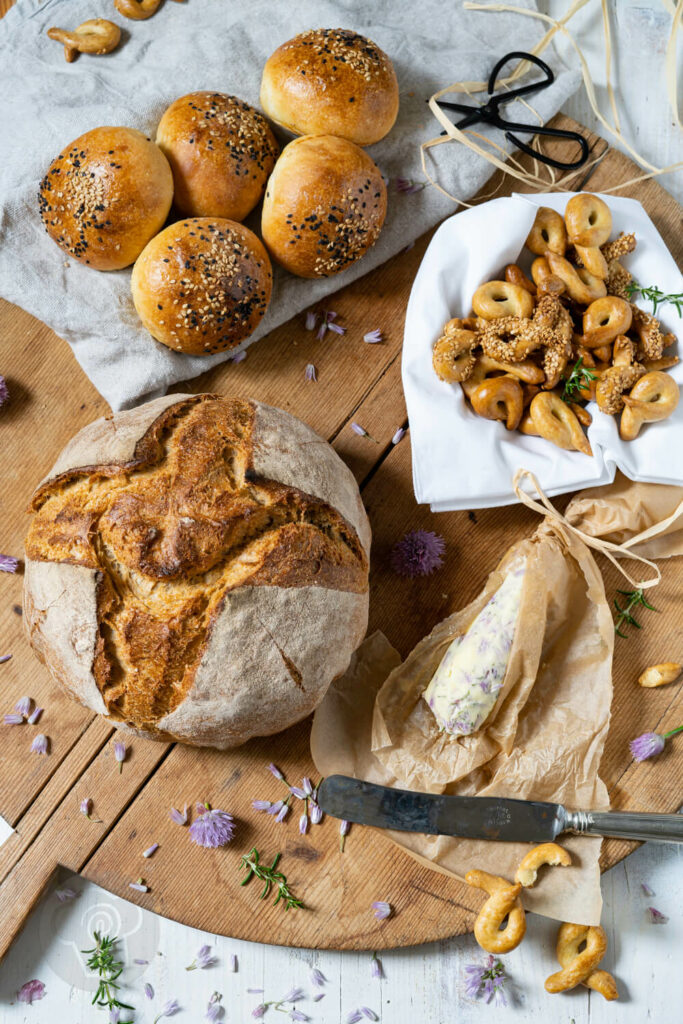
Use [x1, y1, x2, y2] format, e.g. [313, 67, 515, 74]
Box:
[625, 281, 683, 318]
[614, 588, 657, 638]
[81, 932, 134, 1020]
[561, 357, 597, 404]
[239, 847, 304, 911]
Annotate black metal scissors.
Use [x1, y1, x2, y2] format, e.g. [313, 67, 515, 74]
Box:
[434, 51, 589, 171]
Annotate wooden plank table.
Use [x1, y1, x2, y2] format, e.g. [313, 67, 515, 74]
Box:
[0, 107, 682, 957]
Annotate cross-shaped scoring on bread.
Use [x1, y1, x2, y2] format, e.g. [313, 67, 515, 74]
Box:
[25, 395, 369, 742]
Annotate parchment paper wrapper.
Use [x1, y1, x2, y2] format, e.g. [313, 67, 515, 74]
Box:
[567, 472, 683, 561]
[311, 520, 614, 925]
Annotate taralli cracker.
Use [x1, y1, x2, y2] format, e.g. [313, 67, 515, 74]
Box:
[465, 869, 527, 954]
[638, 662, 682, 687]
[514, 843, 572, 888]
[546, 922, 618, 1001]
[429, 194, 679, 454]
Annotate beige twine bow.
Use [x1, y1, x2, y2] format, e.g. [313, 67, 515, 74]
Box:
[420, 0, 683, 206]
[511, 468, 683, 592]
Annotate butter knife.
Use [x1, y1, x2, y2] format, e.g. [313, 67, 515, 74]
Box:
[318, 775, 683, 843]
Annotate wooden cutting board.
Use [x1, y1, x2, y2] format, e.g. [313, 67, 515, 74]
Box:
[1, 107, 682, 958]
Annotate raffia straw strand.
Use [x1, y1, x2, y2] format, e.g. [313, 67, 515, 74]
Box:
[600, 0, 621, 134]
[665, 0, 683, 130]
[512, 469, 663, 591]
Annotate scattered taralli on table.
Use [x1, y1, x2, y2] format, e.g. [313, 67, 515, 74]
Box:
[638, 662, 682, 687]
[514, 842, 572, 888]
[46, 18, 121, 62]
[431, 193, 680, 452]
[546, 922, 618, 1001]
[464, 869, 527, 954]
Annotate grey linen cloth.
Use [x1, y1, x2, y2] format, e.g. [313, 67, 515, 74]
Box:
[0, 0, 580, 410]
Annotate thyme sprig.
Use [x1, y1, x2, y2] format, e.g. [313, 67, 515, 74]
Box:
[81, 931, 134, 1020]
[625, 281, 683, 318]
[561, 357, 597, 403]
[239, 847, 304, 910]
[614, 588, 656, 639]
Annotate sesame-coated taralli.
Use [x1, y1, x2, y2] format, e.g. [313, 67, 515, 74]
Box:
[156, 92, 279, 220]
[38, 126, 173, 270]
[131, 218, 272, 354]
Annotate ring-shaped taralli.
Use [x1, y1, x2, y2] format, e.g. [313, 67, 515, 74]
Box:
[530, 257, 566, 296]
[565, 194, 612, 247]
[514, 842, 572, 888]
[574, 244, 608, 279]
[505, 263, 536, 295]
[525, 206, 567, 256]
[432, 326, 477, 383]
[472, 280, 534, 320]
[478, 355, 546, 384]
[465, 870, 527, 954]
[47, 18, 121, 61]
[546, 923, 611, 995]
[581, 296, 633, 349]
[114, 0, 184, 19]
[470, 376, 524, 430]
[620, 371, 680, 440]
[529, 392, 592, 456]
[545, 253, 606, 305]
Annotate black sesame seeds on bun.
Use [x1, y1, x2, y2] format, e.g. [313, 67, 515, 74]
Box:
[260, 28, 399, 146]
[261, 134, 387, 279]
[156, 92, 279, 220]
[131, 218, 272, 355]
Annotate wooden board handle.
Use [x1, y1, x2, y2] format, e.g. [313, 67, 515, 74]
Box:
[0, 855, 59, 963]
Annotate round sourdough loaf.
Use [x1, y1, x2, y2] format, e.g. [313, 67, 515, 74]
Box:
[24, 394, 371, 749]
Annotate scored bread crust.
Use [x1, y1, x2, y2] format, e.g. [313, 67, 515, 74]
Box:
[24, 394, 370, 748]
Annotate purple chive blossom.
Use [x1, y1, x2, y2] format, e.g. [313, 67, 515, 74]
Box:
[648, 906, 669, 924]
[390, 530, 445, 578]
[316, 311, 345, 340]
[346, 1012, 363, 1024]
[370, 953, 384, 979]
[313, 993, 325, 1002]
[252, 800, 272, 812]
[305, 310, 318, 331]
[28, 706, 43, 724]
[0, 554, 18, 573]
[189, 803, 236, 847]
[145, 983, 155, 1000]
[395, 177, 425, 194]
[363, 329, 383, 344]
[641, 882, 655, 897]
[252, 1006, 268, 1020]
[143, 843, 159, 858]
[31, 733, 49, 755]
[80, 797, 92, 817]
[299, 813, 308, 835]
[153, 1000, 180, 1023]
[15, 696, 32, 718]
[290, 786, 306, 800]
[302, 777, 314, 797]
[129, 879, 149, 893]
[114, 741, 126, 772]
[281, 987, 305, 1003]
[170, 805, 188, 825]
[464, 955, 507, 1005]
[391, 427, 406, 445]
[630, 724, 683, 761]
[305, 363, 317, 382]
[134, 959, 150, 966]
[230, 954, 238, 972]
[311, 967, 326, 987]
[206, 992, 224, 1021]
[54, 887, 78, 903]
[4, 713, 24, 725]
[276, 802, 290, 823]
[230, 350, 247, 363]
[371, 901, 392, 921]
[361, 1010, 379, 1021]
[310, 802, 323, 825]
[0, 654, 12, 664]
[17, 980, 46, 1004]
[247, 989, 264, 994]
[350, 422, 379, 443]
[186, 945, 216, 970]
[266, 799, 285, 816]
[0, 376, 8, 407]
[268, 763, 285, 781]
[340, 818, 350, 852]
[290, 1012, 309, 1022]
[110, 1010, 121, 1024]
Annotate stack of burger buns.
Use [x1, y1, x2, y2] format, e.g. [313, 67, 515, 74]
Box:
[38, 28, 398, 356]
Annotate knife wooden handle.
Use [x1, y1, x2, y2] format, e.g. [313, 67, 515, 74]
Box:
[568, 809, 683, 843]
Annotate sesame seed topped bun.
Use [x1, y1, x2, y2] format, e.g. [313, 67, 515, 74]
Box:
[156, 92, 279, 221]
[261, 134, 387, 279]
[38, 126, 173, 271]
[131, 218, 272, 355]
[260, 28, 399, 146]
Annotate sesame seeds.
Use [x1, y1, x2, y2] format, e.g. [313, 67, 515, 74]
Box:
[182, 94, 278, 175]
[38, 143, 111, 260]
[285, 28, 387, 83]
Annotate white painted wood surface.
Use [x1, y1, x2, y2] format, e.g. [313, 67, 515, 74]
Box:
[1, 2, 681, 1021]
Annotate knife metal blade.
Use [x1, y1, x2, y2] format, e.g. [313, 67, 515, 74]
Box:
[318, 775, 565, 843]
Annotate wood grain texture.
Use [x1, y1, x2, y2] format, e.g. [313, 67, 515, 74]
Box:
[0, 107, 681, 956]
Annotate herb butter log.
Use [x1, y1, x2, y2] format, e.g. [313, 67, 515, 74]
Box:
[423, 560, 526, 735]
[23, 394, 371, 749]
